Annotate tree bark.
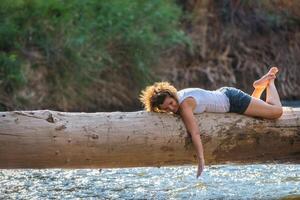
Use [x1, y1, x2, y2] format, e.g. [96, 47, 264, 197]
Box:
[0, 107, 299, 169]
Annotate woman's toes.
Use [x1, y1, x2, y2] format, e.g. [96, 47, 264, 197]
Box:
[268, 67, 279, 75]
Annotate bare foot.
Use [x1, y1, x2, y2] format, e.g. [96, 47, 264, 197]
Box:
[253, 67, 279, 88]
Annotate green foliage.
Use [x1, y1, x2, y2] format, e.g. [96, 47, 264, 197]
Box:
[67, 0, 189, 84]
[0, 0, 189, 96]
[0, 52, 25, 92]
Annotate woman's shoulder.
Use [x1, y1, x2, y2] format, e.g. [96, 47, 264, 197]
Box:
[178, 95, 197, 113]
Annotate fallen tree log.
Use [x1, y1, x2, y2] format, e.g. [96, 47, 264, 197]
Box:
[0, 107, 299, 169]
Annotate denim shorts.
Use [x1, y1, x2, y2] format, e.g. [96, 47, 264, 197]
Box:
[217, 87, 252, 114]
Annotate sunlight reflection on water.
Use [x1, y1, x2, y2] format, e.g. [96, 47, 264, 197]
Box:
[1, 164, 299, 199]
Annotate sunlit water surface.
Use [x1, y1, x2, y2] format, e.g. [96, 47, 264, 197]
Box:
[1, 164, 299, 199]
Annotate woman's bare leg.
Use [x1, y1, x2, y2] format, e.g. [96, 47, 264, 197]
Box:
[266, 79, 282, 106]
[244, 97, 283, 119]
[244, 67, 283, 119]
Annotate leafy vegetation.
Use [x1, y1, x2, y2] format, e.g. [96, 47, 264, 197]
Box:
[0, 0, 189, 110]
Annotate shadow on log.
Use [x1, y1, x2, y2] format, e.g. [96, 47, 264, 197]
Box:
[0, 107, 299, 169]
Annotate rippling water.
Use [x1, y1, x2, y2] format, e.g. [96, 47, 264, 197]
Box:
[1, 164, 299, 199]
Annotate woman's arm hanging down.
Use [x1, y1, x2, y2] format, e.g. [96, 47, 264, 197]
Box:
[179, 98, 205, 178]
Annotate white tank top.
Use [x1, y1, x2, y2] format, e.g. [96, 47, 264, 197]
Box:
[177, 88, 230, 113]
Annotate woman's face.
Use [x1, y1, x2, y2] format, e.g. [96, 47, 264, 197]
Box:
[159, 96, 179, 114]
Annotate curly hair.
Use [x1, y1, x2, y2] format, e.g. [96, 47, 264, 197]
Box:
[139, 81, 178, 112]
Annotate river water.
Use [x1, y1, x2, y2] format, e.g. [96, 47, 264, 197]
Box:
[0, 103, 299, 199]
[0, 164, 300, 199]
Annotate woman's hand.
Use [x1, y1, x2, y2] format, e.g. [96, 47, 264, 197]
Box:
[197, 157, 205, 178]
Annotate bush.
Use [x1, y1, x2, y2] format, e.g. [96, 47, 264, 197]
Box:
[0, 0, 189, 95]
[0, 52, 25, 93]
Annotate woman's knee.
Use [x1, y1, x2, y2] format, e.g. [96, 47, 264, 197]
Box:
[269, 106, 283, 119]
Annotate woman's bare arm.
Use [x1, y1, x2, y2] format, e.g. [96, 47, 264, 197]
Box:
[179, 98, 205, 177]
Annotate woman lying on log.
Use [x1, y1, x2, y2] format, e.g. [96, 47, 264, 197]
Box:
[139, 67, 283, 178]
